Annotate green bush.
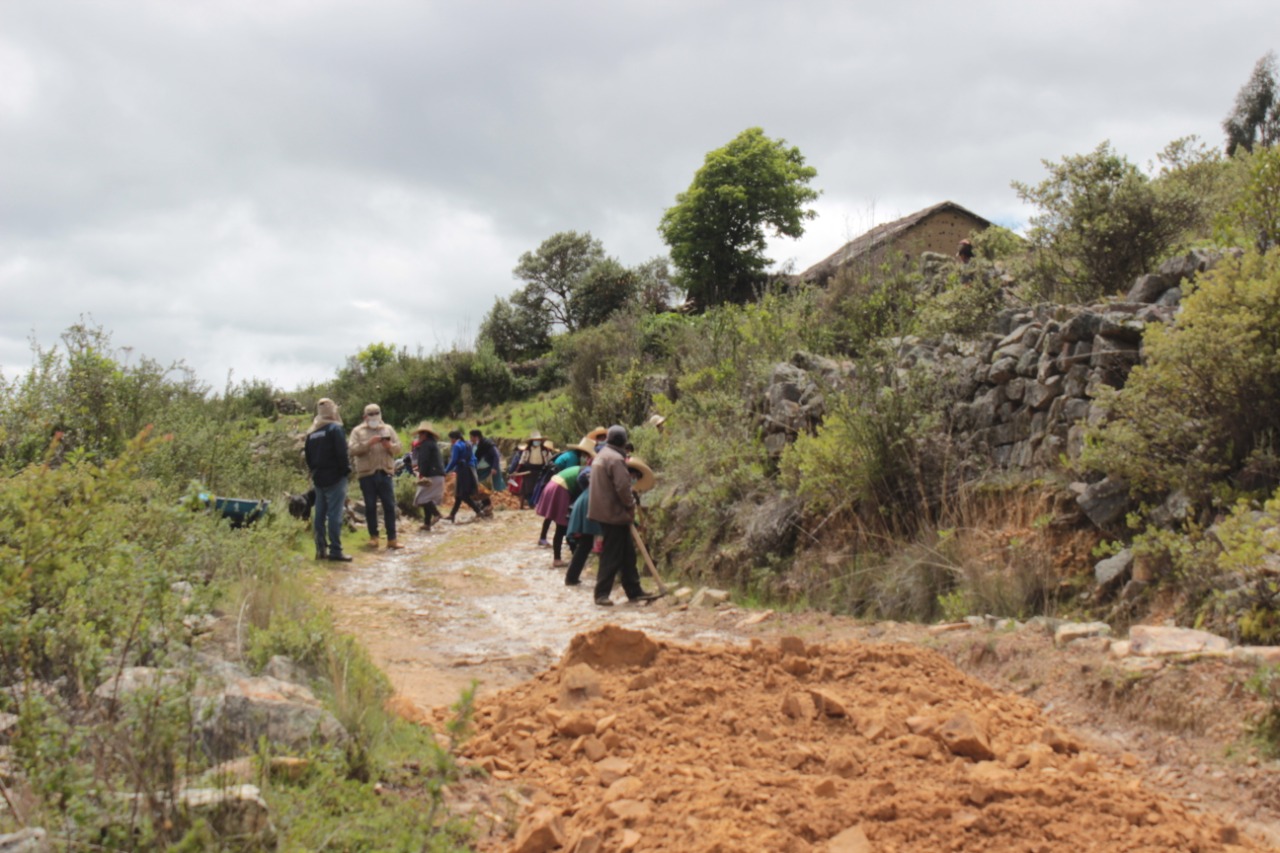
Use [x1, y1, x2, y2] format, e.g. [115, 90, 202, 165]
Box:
[1013, 141, 1195, 302]
[1081, 248, 1280, 506]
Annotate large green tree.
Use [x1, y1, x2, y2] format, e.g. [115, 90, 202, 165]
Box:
[659, 127, 819, 307]
[1224, 51, 1280, 156]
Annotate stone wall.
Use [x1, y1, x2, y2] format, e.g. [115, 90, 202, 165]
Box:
[927, 250, 1226, 471]
[758, 249, 1229, 476]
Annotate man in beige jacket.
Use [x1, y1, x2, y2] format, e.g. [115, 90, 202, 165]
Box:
[349, 403, 403, 549]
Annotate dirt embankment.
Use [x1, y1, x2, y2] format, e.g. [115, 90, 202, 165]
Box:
[452, 625, 1260, 853]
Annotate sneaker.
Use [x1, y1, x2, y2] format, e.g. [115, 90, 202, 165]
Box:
[594, 597, 613, 607]
[537, 538, 550, 547]
[629, 591, 661, 602]
[327, 553, 354, 563]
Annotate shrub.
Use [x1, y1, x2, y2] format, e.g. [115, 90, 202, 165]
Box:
[1013, 141, 1193, 302]
[1081, 248, 1280, 507]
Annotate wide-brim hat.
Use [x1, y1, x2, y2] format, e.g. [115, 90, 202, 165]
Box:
[568, 438, 598, 458]
[413, 421, 439, 439]
[544, 439, 558, 452]
[529, 430, 543, 440]
[586, 426, 608, 443]
[625, 457, 657, 493]
[646, 414, 666, 429]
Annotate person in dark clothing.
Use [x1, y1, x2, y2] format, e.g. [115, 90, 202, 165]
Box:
[412, 422, 446, 531]
[303, 398, 353, 562]
[587, 425, 658, 606]
[444, 429, 487, 522]
[470, 429, 504, 491]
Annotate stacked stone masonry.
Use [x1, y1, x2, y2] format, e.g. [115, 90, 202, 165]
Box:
[934, 249, 1225, 471]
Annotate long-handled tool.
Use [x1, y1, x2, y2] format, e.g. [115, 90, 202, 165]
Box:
[630, 523, 670, 597]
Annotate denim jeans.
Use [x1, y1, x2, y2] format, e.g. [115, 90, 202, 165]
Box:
[359, 470, 398, 541]
[313, 478, 348, 556]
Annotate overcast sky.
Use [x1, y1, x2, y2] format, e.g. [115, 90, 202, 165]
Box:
[2, 1, 1274, 391]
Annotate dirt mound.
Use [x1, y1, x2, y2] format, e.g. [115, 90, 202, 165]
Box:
[458, 627, 1261, 852]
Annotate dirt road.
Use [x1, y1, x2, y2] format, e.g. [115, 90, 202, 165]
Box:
[322, 508, 1280, 851]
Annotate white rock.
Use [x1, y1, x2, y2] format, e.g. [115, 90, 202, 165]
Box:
[1128, 625, 1231, 657]
[1053, 621, 1111, 645]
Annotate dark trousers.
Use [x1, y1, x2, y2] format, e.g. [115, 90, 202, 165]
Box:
[595, 522, 643, 601]
[565, 534, 593, 584]
[450, 493, 483, 519]
[358, 471, 397, 541]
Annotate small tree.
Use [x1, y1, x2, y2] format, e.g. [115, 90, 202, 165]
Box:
[659, 127, 819, 307]
[1224, 51, 1280, 156]
[511, 231, 606, 333]
[568, 257, 637, 330]
[477, 297, 551, 362]
[1218, 145, 1280, 253]
[1013, 141, 1188, 301]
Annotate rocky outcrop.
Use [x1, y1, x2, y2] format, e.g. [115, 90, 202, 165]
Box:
[758, 352, 855, 457]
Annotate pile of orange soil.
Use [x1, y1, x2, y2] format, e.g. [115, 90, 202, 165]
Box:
[456, 626, 1262, 853]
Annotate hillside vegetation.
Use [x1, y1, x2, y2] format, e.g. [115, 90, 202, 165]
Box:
[3, 56, 1280, 849]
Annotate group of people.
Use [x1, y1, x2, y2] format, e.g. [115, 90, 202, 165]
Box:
[302, 398, 502, 560]
[303, 398, 662, 605]
[521, 424, 660, 606]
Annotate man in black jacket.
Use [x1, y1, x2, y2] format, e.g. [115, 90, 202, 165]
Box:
[304, 398, 354, 562]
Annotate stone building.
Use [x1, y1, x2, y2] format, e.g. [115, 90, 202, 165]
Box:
[798, 201, 992, 286]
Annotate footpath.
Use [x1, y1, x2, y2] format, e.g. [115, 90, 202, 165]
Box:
[321, 508, 1280, 852]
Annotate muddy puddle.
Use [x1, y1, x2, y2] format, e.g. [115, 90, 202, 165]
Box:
[323, 509, 735, 709]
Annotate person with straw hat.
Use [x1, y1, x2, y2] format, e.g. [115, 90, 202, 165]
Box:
[535, 436, 597, 547]
[516, 430, 552, 510]
[534, 439, 596, 567]
[412, 422, 446, 532]
[588, 425, 659, 606]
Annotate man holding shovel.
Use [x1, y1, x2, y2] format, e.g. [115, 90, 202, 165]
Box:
[588, 425, 660, 606]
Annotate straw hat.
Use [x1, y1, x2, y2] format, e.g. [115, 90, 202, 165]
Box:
[413, 421, 439, 439]
[585, 426, 608, 443]
[528, 430, 543, 441]
[625, 457, 657, 493]
[567, 438, 597, 458]
[646, 414, 666, 429]
[544, 439, 558, 452]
